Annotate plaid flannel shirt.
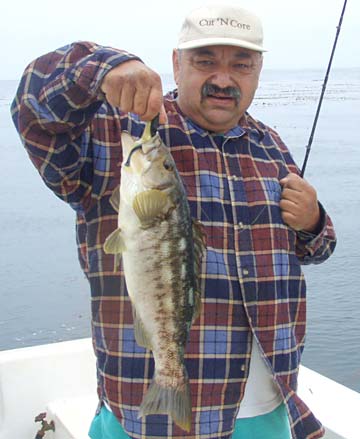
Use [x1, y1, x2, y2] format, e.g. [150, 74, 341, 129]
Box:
[11, 42, 336, 439]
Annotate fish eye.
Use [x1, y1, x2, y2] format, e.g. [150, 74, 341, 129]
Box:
[163, 160, 174, 171]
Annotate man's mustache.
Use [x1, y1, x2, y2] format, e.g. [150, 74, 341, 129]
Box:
[201, 83, 241, 104]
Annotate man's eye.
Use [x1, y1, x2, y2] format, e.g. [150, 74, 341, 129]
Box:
[196, 60, 214, 66]
[234, 63, 254, 72]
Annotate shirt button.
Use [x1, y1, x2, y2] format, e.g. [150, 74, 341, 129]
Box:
[243, 269, 249, 276]
[241, 364, 246, 371]
[238, 222, 244, 229]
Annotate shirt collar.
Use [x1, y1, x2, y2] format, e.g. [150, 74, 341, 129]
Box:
[239, 112, 266, 140]
[186, 117, 245, 139]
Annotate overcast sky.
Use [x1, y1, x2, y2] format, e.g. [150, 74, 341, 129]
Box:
[1, 0, 357, 80]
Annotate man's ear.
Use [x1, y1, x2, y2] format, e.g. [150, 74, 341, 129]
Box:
[172, 49, 180, 85]
[258, 54, 264, 71]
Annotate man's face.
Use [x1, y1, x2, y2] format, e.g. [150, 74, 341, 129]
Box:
[172, 45, 263, 133]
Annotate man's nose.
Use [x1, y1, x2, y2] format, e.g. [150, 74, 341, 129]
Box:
[208, 71, 236, 89]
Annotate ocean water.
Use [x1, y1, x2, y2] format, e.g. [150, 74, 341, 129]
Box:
[1, 68, 359, 393]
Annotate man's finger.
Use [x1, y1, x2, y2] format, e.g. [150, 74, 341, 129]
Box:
[141, 87, 164, 121]
[159, 104, 168, 124]
[279, 198, 298, 213]
[281, 211, 301, 230]
[281, 188, 302, 204]
[102, 81, 122, 107]
[279, 175, 303, 192]
[133, 86, 151, 117]
[119, 83, 136, 113]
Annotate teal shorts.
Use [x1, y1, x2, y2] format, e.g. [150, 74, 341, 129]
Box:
[89, 403, 291, 439]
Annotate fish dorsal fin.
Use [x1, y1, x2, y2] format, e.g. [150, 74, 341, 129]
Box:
[110, 185, 120, 212]
[133, 190, 168, 223]
[192, 219, 206, 321]
[103, 228, 126, 254]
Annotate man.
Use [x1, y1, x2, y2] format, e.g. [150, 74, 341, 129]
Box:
[11, 5, 336, 439]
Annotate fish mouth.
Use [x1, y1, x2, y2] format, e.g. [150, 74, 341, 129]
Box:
[124, 132, 159, 167]
[124, 144, 143, 167]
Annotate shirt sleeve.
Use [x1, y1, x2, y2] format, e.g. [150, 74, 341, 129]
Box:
[11, 41, 141, 213]
[266, 126, 337, 265]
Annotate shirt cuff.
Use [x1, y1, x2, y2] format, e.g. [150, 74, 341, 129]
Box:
[296, 202, 326, 243]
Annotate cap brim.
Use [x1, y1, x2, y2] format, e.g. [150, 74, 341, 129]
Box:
[178, 37, 267, 52]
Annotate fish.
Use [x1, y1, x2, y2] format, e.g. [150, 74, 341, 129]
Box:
[103, 120, 206, 432]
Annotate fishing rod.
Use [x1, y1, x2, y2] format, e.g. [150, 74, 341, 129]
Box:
[300, 0, 348, 177]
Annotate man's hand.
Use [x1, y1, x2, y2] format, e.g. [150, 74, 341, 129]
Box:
[100, 60, 167, 124]
[279, 173, 321, 232]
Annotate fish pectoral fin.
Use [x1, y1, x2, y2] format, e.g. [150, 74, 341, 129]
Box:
[109, 185, 120, 212]
[133, 308, 153, 350]
[133, 190, 168, 223]
[103, 228, 126, 254]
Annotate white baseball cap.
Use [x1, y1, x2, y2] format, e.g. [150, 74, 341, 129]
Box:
[178, 5, 266, 52]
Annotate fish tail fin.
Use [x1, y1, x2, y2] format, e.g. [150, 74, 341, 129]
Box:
[138, 373, 192, 432]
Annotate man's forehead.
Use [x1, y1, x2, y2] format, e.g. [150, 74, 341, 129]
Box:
[184, 45, 258, 58]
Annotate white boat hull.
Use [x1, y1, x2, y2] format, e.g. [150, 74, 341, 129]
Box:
[0, 338, 358, 439]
